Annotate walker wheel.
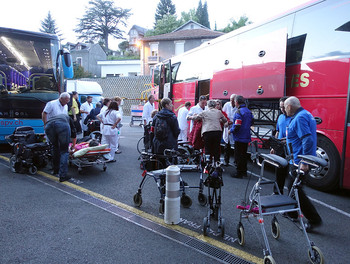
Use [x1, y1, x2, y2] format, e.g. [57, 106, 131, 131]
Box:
[181, 194, 192, 208]
[133, 193, 142, 207]
[159, 199, 165, 214]
[264, 255, 276, 264]
[203, 217, 209, 236]
[308, 246, 324, 264]
[271, 217, 280, 239]
[237, 222, 245, 246]
[129, 122, 133, 127]
[103, 165, 107, 171]
[28, 165, 37, 175]
[198, 193, 207, 206]
[218, 218, 225, 238]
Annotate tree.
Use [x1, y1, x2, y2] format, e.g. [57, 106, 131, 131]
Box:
[146, 14, 180, 36]
[221, 15, 252, 33]
[155, 0, 176, 23]
[196, 0, 210, 29]
[40, 11, 62, 37]
[118, 41, 129, 52]
[73, 65, 92, 79]
[179, 9, 199, 25]
[74, 0, 131, 51]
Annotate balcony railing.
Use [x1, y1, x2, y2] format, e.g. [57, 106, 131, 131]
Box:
[147, 56, 160, 64]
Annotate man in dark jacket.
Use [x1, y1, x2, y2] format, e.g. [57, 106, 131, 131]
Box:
[229, 95, 253, 178]
[152, 98, 180, 158]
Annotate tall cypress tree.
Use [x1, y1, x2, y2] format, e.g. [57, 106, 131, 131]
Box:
[155, 0, 176, 23]
[196, 0, 210, 29]
[40, 11, 61, 36]
[195, 0, 203, 25]
[202, 1, 210, 29]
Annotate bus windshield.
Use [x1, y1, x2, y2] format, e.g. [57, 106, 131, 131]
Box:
[0, 28, 60, 119]
[0, 27, 70, 142]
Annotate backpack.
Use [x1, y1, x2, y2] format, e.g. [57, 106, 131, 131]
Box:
[155, 117, 168, 140]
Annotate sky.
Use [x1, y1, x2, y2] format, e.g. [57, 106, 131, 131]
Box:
[0, 0, 311, 50]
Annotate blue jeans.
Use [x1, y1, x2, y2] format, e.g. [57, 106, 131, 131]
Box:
[45, 120, 71, 178]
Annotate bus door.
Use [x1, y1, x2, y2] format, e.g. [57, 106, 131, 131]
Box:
[195, 79, 210, 104]
[211, 28, 287, 99]
[163, 60, 172, 99]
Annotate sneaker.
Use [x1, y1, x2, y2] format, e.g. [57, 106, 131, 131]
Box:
[106, 159, 116, 163]
[115, 150, 122, 154]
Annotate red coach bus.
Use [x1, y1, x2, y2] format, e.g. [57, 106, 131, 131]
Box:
[150, 0, 350, 191]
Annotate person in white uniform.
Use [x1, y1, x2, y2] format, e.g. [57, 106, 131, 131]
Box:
[177, 101, 191, 142]
[222, 94, 237, 165]
[142, 95, 155, 126]
[97, 101, 121, 162]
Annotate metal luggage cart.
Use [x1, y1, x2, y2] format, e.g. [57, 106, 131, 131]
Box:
[130, 104, 143, 126]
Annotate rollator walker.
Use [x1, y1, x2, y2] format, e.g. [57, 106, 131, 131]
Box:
[236, 142, 326, 264]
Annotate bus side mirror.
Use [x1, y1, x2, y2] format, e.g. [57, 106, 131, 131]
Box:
[61, 49, 74, 79]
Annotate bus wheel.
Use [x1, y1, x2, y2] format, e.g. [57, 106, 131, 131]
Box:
[306, 135, 340, 191]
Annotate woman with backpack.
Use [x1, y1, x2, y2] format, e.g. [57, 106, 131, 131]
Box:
[152, 98, 180, 158]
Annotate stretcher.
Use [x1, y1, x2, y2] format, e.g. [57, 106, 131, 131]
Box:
[69, 143, 110, 174]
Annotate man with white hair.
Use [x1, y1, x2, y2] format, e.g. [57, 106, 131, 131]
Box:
[284, 96, 322, 232]
[222, 94, 237, 166]
[42, 92, 76, 182]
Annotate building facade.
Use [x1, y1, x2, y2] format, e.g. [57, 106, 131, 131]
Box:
[140, 20, 224, 75]
[65, 42, 107, 77]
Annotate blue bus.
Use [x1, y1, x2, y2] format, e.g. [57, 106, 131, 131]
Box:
[0, 27, 73, 143]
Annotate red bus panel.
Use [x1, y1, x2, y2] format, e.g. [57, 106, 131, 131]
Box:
[211, 28, 287, 99]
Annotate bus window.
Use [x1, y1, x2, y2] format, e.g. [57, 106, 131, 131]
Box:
[171, 63, 180, 83]
[153, 65, 160, 86]
[286, 34, 306, 65]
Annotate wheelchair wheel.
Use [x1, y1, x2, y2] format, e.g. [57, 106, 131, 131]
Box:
[181, 194, 192, 208]
[308, 246, 324, 264]
[133, 193, 142, 207]
[203, 217, 209, 236]
[90, 131, 102, 143]
[198, 193, 207, 206]
[237, 222, 245, 246]
[264, 255, 276, 264]
[137, 136, 145, 154]
[271, 217, 280, 239]
[177, 146, 191, 164]
[218, 218, 225, 238]
[28, 165, 37, 175]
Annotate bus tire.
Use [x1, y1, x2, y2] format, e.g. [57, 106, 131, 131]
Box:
[306, 135, 340, 191]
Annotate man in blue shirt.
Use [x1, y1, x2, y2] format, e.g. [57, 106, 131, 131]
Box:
[285, 96, 322, 232]
[229, 95, 253, 178]
[271, 97, 291, 194]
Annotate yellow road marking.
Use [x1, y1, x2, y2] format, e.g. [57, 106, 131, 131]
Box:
[1, 154, 262, 264]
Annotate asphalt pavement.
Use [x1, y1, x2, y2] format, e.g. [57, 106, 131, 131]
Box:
[1, 116, 350, 264]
